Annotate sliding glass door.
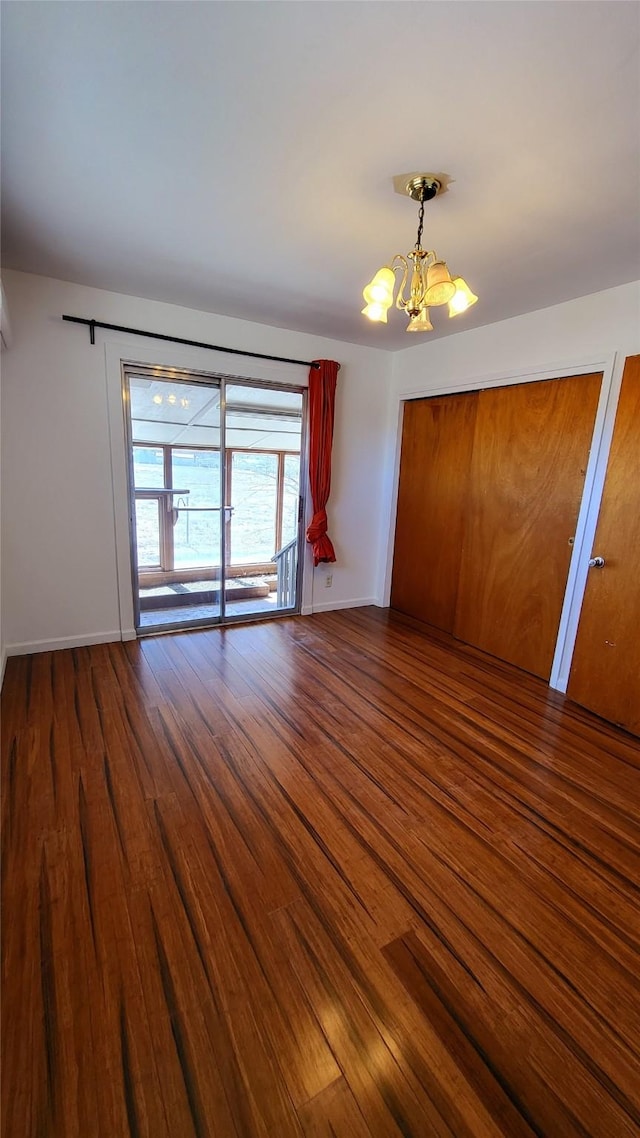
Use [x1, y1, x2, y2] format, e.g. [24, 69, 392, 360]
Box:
[124, 367, 305, 633]
[224, 382, 303, 617]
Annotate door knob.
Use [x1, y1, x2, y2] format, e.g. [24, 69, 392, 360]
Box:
[588, 556, 605, 568]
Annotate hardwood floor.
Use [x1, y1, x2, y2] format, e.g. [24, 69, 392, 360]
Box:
[2, 607, 639, 1137]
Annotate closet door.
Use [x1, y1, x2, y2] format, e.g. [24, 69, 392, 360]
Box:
[568, 356, 640, 735]
[391, 392, 478, 631]
[454, 373, 602, 680]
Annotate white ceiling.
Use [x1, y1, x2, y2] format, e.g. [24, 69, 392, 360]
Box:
[1, 1, 639, 350]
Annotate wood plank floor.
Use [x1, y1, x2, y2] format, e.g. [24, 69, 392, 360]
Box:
[2, 607, 639, 1137]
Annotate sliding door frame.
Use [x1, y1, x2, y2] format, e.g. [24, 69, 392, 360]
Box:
[121, 362, 308, 636]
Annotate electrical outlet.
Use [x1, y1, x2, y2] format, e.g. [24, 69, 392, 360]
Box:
[325, 573, 333, 588]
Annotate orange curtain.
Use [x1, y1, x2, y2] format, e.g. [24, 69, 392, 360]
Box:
[306, 359, 338, 566]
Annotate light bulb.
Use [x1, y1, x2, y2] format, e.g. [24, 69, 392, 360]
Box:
[361, 302, 388, 323]
[362, 267, 395, 311]
[152, 394, 163, 405]
[167, 393, 177, 405]
[367, 267, 395, 303]
[448, 277, 478, 317]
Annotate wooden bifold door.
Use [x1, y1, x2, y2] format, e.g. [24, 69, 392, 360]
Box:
[391, 372, 602, 682]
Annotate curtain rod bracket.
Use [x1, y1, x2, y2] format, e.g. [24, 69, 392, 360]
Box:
[62, 314, 327, 369]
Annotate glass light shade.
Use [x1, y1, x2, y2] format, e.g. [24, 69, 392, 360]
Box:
[362, 266, 395, 307]
[406, 308, 433, 333]
[362, 301, 388, 323]
[448, 277, 478, 316]
[424, 261, 456, 306]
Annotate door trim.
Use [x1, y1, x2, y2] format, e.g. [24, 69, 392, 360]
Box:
[383, 352, 623, 692]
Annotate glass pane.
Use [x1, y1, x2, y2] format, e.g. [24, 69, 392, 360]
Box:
[129, 374, 222, 632]
[230, 452, 278, 565]
[135, 499, 161, 566]
[129, 373, 305, 628]
[170, 447, 221, 570]
[133, 445, 165, 489]
[173, 509, 220, 569]
[282, 453, 300, 548]
[171, 449, 220, 507]
[225, 384, 303, 451]
[129, 375, 221, 447]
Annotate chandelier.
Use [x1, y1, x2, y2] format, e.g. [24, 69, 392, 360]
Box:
[361, 174, 477, 332]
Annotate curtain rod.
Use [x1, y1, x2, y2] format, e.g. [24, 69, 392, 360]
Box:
[61, 315, 321, 369]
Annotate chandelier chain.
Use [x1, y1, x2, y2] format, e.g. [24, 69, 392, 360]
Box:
[415, 191, 426, 249]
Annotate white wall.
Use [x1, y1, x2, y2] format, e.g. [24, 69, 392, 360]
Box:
[3, 271, 638, 663]
[1, 270, 391, 654]
[392, 282, 640, 398]
[377, 280, 640, 688]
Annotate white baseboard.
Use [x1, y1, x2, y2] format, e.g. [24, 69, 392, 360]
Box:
[6, 629, 133, 657]
[4, 603, 385, 659]
[0, 648, 7, 690]
[308, 596, 378, 615]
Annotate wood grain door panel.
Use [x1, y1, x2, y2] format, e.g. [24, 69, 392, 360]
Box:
[454, 373, 602, 680]
[568, 356, 640, 734]
[391, 392, 478, 632]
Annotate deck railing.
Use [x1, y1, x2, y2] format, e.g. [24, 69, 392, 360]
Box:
[272, 538, 297, 608]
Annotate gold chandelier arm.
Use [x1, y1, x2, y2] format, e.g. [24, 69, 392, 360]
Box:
[390, 255, 409, 310]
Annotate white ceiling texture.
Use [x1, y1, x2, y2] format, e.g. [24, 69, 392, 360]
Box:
[1, 2, 639, 350]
